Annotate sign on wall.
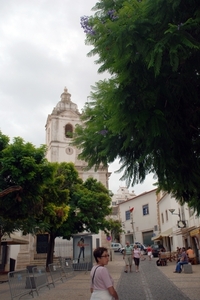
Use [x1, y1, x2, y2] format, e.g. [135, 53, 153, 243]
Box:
[73, 235, 93, 265]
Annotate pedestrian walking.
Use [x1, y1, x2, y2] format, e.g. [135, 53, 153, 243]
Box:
[147, 245, 152, 261]
[123, 241, 133, 273]
[133, 244, 141, 272]
[90, 247, 119, 300]
[140, 244, 146, 261]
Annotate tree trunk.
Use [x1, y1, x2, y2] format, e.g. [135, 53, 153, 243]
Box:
[0, 233, 2, 257]
[46, 232, 56, 271]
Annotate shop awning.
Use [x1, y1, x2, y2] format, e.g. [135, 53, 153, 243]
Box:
[190, 228, 200, 237]
[161, 228, 173, 237]
[175, 226, 196, 236]
[1, 234, 29, 245]
[151, 234, 162, 241]
[151, 228, 172, 241]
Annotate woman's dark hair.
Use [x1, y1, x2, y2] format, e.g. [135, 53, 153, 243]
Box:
[93, 247, 108, 263]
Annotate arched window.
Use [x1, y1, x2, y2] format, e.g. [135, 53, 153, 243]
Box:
[65, 123, 73, 138]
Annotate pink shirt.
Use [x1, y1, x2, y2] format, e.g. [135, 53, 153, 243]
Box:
[90, 265, 114, 290]
[133, 248, 141, 258]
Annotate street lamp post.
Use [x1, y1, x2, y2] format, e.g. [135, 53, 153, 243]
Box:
[168, 208, 180, 219]
[168, 209, 186, 228]
[130, 208, 135, 244]
[131, 217, 135, 244]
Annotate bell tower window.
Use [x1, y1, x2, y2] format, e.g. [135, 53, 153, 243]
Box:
[65, 123, 73, 138]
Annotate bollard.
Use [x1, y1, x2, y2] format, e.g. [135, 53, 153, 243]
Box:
[109, 249, 114, 261]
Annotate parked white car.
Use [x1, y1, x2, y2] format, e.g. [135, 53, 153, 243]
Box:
[111, 242, 122, 252]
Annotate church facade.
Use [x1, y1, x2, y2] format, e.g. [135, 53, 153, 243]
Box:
[45, 87, 109, 186]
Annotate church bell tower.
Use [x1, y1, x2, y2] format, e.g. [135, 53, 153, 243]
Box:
[45, 87, 109, 187]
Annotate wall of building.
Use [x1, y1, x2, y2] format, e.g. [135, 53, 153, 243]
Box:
[118, 189, 158, 246]
[111, 186, 136, 206]
[153, 193, 200, 260]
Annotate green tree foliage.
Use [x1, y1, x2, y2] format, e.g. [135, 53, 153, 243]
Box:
[108, 219, 123, 242]
[58, 177, 112, 240]
[39, 162, 79, 267]
[0, 131, 54, 257]
[75, 0, 200, 212]
[35, 162, 112, 267]
[0, 132, 53, 231]
[0, 132, 113, 266]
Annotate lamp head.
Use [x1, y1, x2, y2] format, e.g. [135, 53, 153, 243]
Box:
[169, 209, 175, 214]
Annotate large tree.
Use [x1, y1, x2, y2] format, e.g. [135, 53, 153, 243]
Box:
[74, 0, 200, 212]
[39, 162, 79, 268]
[0, 133, 113, 268]
[0, 132, 53, 239]
[41, 167, 112, 267]
[58, 177, 112, 238]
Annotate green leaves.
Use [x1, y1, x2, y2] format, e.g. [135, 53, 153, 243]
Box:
[75, 0, 200, 213]
[0, 133, 55, 236]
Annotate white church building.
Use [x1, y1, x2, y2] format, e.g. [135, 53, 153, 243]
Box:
[45, 87, 109, 187]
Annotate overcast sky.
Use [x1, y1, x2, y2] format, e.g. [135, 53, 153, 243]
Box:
[0, 0, 155, 195]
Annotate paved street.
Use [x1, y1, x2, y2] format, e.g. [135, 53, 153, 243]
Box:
[0, 252, 200, 299]
[117, 258, 190, 300]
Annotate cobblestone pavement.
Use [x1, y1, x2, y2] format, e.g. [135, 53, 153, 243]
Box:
[117, 259, 191, 300]
[0, 253, 200, 299]
[154, 260, 200, 300]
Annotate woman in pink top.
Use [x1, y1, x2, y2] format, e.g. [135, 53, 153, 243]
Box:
[90, 247, 119, 300]
[133, 244, 141, 272]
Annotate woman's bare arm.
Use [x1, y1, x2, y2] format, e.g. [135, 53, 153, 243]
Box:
[108, 286, 119, 300]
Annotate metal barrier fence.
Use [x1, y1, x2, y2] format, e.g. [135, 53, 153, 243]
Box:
[32, 266, 50, 293]
[58, 256, 89, 273]
[58, 257, 75, 279]
[48, 263, 64, 287]
[72, 260, 89, 273]
[8, 269, 37, 300]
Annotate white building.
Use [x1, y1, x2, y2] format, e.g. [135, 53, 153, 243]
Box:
[118, 189, 159, 246]
[45, 87, 109, 186]
[111, 186, 136, 206]
[153, 192, 200, 262]
[118, 188, 200, 264]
